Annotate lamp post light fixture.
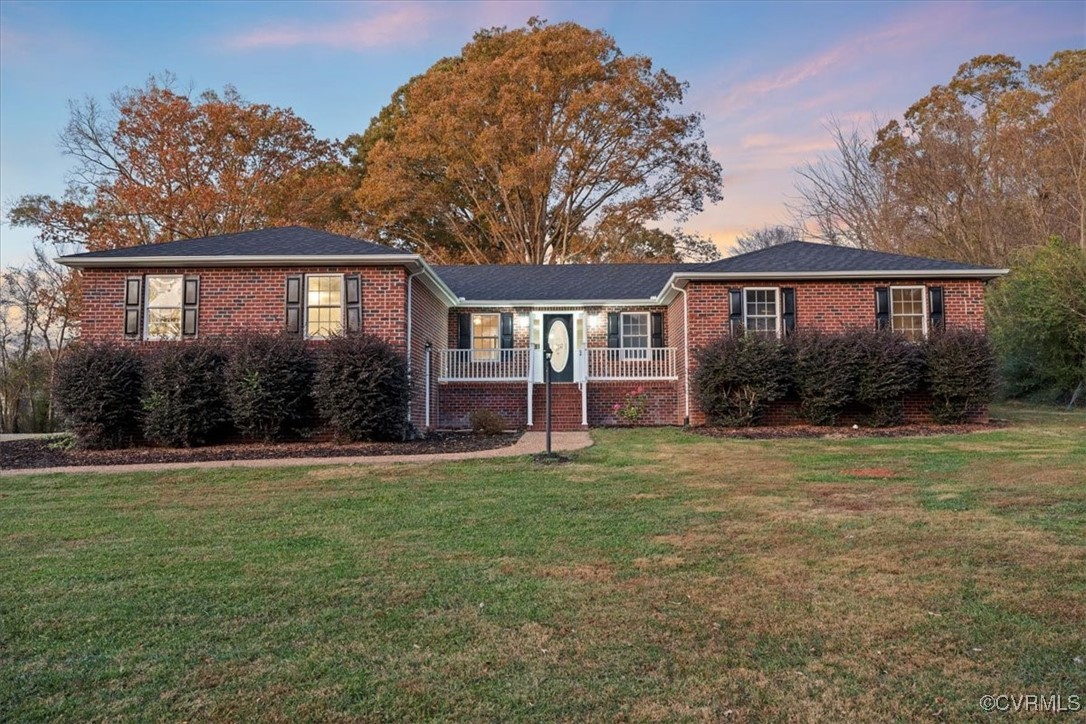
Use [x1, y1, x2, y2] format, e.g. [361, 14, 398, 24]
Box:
[543, 345, 553, 455]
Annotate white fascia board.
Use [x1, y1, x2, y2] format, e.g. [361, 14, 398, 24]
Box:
[451, 298, 663, 309]
[654, 268, 1010, 304]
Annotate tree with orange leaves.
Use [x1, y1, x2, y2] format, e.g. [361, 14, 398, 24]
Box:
[9, 74, 353, 253]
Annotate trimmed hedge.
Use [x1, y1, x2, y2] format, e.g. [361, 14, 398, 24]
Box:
[924, 329, 999, 423]
[54, 344, 144, 449]
[224, 333, 315, 441]
[142, 341, 231, 447]
[312, 335, 411, 441]
[693, 333, 790, 426]
[696, 328, 995, 427]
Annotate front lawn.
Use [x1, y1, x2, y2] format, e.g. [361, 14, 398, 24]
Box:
[2, 403, 1084, 720]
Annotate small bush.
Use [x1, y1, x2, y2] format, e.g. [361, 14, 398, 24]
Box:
[312, 335, 410, 441]
[855, 330, 924, 426]
[54, 344, 143, 449]
[613, 385, 649, 425]
[468, 409, 507, 435]
[224, 333, 315, 441]
[694, 334, 790, 426]
[924, 329, 999, 423]
[791, 331, 863, 425]
[142, 341, 231, 447]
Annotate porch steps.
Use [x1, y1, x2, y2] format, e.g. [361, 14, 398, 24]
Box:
[531, 383, 584, 430]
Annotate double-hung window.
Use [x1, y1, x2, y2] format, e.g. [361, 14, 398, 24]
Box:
[306, 274, 344, 339]
[744, 288, 780, 338]
[145, 275, 184, 340]
[472, 313, 500, 362]
[621, 312, 650, 360]
[890, 286, 926, 341]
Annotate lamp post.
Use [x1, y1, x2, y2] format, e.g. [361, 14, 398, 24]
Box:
[543, 345, 553, 455]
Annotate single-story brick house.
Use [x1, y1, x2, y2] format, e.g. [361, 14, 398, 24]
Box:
[58, 227, 1007, 430]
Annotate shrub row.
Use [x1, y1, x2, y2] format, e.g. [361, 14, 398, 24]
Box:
[54, 334, 410, 449]
[693, 328, 998, 427]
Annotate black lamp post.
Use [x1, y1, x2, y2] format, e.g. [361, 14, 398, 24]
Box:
[543, 345, 553, 455]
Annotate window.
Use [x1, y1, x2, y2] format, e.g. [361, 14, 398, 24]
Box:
[621, 312, 649, 360]
[744, 288, 780, 338]
[306, 275, 344, 338]
[472, 313, 500, 361]
[890, 286, 926, 341]
[145, 275, 184, 340]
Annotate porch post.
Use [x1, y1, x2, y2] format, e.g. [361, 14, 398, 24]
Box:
[580, 347, 588, 427]
[424, 342, 432, 430]
[526, 343, 534, 427]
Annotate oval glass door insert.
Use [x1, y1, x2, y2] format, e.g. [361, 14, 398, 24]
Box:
[547, 319, 570, 373]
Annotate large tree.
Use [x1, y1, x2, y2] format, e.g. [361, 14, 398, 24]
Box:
[349, 20, 723, 264]
[9, 75, 353, 252]
[730, 224, 805, 256]
[793, 51, 1086, 265]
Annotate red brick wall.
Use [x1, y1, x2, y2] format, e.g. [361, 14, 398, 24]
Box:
[409, 279, 449, 430]
[586, 381, 680, 426]
[438, 382, 529, 429]
[79, 265, 409, 347]
[682, 278, 990, 425]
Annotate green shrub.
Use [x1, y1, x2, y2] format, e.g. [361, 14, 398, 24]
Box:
[924, 329, 999, 423]
[468, 409, 507, 435]
[142, 341, 231, 447]
[54, 344, 143, 449]
[791, 331, 863, 425]
[312, 335, 410, 441]
[693, 334, 790, 426]
[855, 330, 924, 426]
[224, 333, 315, 441]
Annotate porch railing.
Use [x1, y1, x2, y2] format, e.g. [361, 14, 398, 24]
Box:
[439, 348, 531, 382]
[587, 347, 677, 380]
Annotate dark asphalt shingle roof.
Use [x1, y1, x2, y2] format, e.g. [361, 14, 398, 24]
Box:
[59, 226, 409, 259]
[695, 240, 1000, 274]
[434, 263, 700, 301]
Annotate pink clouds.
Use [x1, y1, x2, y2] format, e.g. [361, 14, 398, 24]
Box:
[225, 4, 434, 51]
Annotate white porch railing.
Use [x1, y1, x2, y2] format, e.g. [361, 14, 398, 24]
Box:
[439, 348, 531, 382]
[587, 347, 677, 380]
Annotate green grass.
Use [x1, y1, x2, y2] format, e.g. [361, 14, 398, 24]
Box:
[2, 403, 1084, 721]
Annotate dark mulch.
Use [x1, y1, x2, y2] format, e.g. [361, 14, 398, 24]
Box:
[694, 419, 1010, 440]
[0, 432, 522, 470]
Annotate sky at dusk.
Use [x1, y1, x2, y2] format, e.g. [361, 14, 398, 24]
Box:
[1, 0, 1082, 265]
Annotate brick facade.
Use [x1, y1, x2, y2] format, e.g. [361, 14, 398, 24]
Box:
[408, 278, 449, 430]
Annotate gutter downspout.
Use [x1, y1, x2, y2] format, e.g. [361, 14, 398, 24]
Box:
[405, 270, 424, 427]
[668, 282, 691, 426]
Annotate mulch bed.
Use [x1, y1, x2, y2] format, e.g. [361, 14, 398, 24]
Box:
[0, 431, 522, 470]
[694, 420, 1009, 440]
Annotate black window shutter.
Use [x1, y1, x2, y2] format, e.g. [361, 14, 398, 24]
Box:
[500, 313, 513, 348]
[182, 277, 199, 337]
[781, 287, 796, 335]
[728, 288, 743, 335]
[458, 312, 472, 349]
[650, 312, 664, 347]
[285, 276, 302, 335]
[874, 287, 890, 330]
[929, 286, 944, 332]
[346, 274, 362, 334]
[607, 312, 620, 348]
[124, 276, 143, 338]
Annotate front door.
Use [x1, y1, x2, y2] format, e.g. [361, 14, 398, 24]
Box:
[543, 314, 574, 382]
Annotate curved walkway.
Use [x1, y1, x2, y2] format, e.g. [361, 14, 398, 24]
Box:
[0, 431, 594, 477]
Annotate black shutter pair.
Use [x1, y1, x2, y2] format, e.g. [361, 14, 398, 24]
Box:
[457, 312, 513, 350]
[874, 286, 945, 332]
[124, 275, 198, 338]
[285, 275, 362, 336]
[728, 288, 795, 336]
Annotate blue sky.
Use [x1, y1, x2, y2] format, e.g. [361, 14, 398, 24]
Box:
[1, 0, 1082, 265]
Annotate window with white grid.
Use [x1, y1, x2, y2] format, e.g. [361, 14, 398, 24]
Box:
[891, 286, 926, 341]
[305, 275, 344, 339]
[621, 312, 649, 360]
[472, 314, 500, 362]
[744, 288, 780, 338]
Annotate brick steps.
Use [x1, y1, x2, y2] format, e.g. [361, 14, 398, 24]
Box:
[531, 383, 584, 430]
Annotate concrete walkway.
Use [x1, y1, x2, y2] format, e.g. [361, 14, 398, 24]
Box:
[0, 431, 594, 477]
